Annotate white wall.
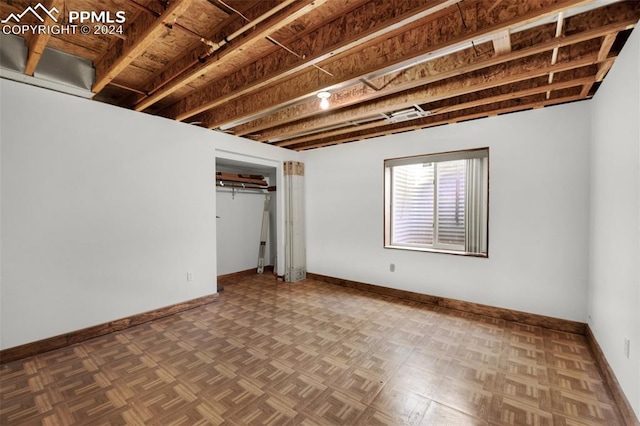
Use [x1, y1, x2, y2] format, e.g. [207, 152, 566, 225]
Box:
[0, 79, 296, 349]
[215, 190, 266, 276]
[589, 28, 640, 417]
[302, 102, 591, 322]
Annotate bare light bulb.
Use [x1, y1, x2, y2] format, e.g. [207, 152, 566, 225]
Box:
[317, 91, 331, 110]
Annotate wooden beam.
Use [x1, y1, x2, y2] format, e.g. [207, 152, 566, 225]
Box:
[597, 32, 618, 62]
[133, 0, 292, 109]
[195, 0, 624, 131]
[163, 0, 462, 121]
[546, 12, 565, 98]
[596, 57, 615, 82]
[596, 32, 618, 82]
[294, 93, 585, 150]
[430, 75, 595, 116]
[23, 0, 62, 75]
[581, 30, 619, 95]
[239, 15, 637, 140]
[243, 20, 637, 139]
[276, 76, 596, 147]
[259, 45, 601, 142]
[134, 0, 329, 111]
[92, 0, 196, 93]
[492, 30, 512, 56]
[275, 69, 597, 146]
[134, 1, 257, 100]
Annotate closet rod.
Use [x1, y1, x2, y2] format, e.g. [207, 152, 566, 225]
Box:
[216, 182, 276, 191]
[216, 188, 268, 195]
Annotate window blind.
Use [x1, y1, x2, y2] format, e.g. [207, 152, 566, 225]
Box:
[435, 160, 466, 249]
[391, 163, 434, 246]
[385, 148, 488, 255]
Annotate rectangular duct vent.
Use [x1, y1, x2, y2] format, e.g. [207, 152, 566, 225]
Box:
[387, 105, 431, 123]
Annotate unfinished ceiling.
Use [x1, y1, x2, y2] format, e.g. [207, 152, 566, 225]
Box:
[1, 0, 639, 150]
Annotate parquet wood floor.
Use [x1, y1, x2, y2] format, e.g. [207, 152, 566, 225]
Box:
[1, 275, 625, 425]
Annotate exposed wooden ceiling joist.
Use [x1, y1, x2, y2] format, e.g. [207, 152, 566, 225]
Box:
[598, 31, 618, 61]
[162, 0, 462, 121]
[234, 3, 640, 140]
[131, 1, 256, 103]
[278, 75, 596, 148]
[582, 30, 620, 94]
[294, 92, 586, 151]
[133, 0, 328, 111]
[4, 0, 637, 150]
[23, 0, 62, 76]
[192, 0, 610, 132]
[492, 30, 512, 56]
[234, 3, 636, 141]
[92, 0, 197, 93]
[269, 46, 601, 145]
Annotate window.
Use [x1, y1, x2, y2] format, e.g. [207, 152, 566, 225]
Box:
[384, 148, 488, 256]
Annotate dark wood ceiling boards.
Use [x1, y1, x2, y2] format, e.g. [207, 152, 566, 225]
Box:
[3, 0, 639, 150]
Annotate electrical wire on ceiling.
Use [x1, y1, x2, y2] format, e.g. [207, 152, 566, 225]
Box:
[216, 0, 333, 76]
[457, 2, 479, 57]
[114, 0, 343, 109]
[114, 0, 301, 101]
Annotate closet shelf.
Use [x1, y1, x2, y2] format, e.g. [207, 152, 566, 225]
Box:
[216, 172, 268, 187]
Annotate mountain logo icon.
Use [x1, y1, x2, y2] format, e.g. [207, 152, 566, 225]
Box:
[1, 3, 60, 24]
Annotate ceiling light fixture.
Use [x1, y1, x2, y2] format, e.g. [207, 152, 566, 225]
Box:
[317, 91, 331, 110]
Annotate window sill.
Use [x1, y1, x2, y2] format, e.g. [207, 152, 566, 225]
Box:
[384, 244, 488, 258]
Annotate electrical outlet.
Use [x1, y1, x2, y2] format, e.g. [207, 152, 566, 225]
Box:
[389, 263, 395, 272]
[187, 272, 193, 282]
[624, 338, 630, 358]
